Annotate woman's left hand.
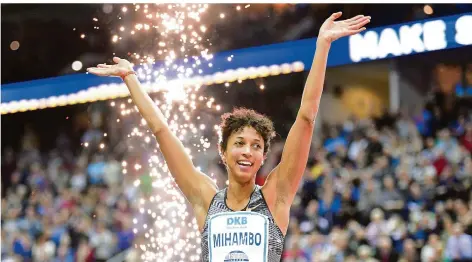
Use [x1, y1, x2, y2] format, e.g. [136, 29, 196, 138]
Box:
[318, 12, 371, 44]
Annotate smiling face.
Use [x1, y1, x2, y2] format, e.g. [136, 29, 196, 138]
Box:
[218, 108, 275, 184]
[222, 126, 265, 183]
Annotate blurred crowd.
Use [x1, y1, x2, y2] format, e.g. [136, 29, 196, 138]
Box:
[269, 91, 472, 262]
[1, 103, 141, 262]
[2, 83, 472, 262]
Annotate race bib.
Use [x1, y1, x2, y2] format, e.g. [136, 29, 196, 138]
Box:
[207, 211, 269, 262]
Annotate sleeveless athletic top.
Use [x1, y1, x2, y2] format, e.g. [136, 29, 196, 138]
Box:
[201, 185, 285, 262]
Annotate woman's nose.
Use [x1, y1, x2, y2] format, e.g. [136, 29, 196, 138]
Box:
[242, 146, 252, 155]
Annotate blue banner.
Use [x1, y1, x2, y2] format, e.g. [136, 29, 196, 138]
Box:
[2, 13, 471, 103]
[348, 13, 472, 62]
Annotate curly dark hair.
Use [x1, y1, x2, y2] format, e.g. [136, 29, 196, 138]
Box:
[218, 107, 276, 156]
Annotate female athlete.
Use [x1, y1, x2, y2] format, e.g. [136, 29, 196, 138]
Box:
[88, 12, 370, 262]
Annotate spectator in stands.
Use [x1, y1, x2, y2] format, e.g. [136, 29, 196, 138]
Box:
[323, 127, 348, 154]
[400, 238, 419, 261]
[75, 236, 94, 262]
[32, 232, 56, 262]
[365, 208, 388, 247]
[12, 230, 33, 261]
[365, 130, 384, 166]
[347, 131, 368, 162]
[90, 221, 115, 261]
[445, 223, 472, 261]
[116, 216, 135, 252]
[70, 165, 87, 192]
[436, 128, 461, 164]
[357, 245, 373, 261]
[374, 235, 399, 262]
[421, 233, 443, 262]
[358, 177, 380, 222]
[461, 123, 472, 153]
[103, 155, 121, 188]
[378, 175, 405, 214]
[87, 154, 106, 185]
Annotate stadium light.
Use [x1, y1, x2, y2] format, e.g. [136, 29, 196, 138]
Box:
[72, 61, 83, 71]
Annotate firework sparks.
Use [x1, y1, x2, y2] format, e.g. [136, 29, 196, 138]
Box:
[92, 4, 232, 261]
[110, 3, 213, 78]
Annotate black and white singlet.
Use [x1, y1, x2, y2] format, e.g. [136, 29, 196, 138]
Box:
[201, 185, 285, 262]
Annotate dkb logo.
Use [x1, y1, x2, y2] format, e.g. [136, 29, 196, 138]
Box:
[227, 217, 247, 225]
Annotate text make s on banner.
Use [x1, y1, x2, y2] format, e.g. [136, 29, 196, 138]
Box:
[348, 13, 472, 63]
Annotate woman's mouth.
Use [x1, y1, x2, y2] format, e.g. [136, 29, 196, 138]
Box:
[237, 160, 253, 166]
[237, 160, 253, 171]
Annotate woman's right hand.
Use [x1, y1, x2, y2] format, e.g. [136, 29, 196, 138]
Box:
[87, 57, 134, 78]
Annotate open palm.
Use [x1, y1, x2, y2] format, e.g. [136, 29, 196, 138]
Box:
[87, 57, 133, 77]
[319, 12, 371, 43]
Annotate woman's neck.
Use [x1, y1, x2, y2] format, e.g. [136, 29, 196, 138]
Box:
[226, 178, 256, 209]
